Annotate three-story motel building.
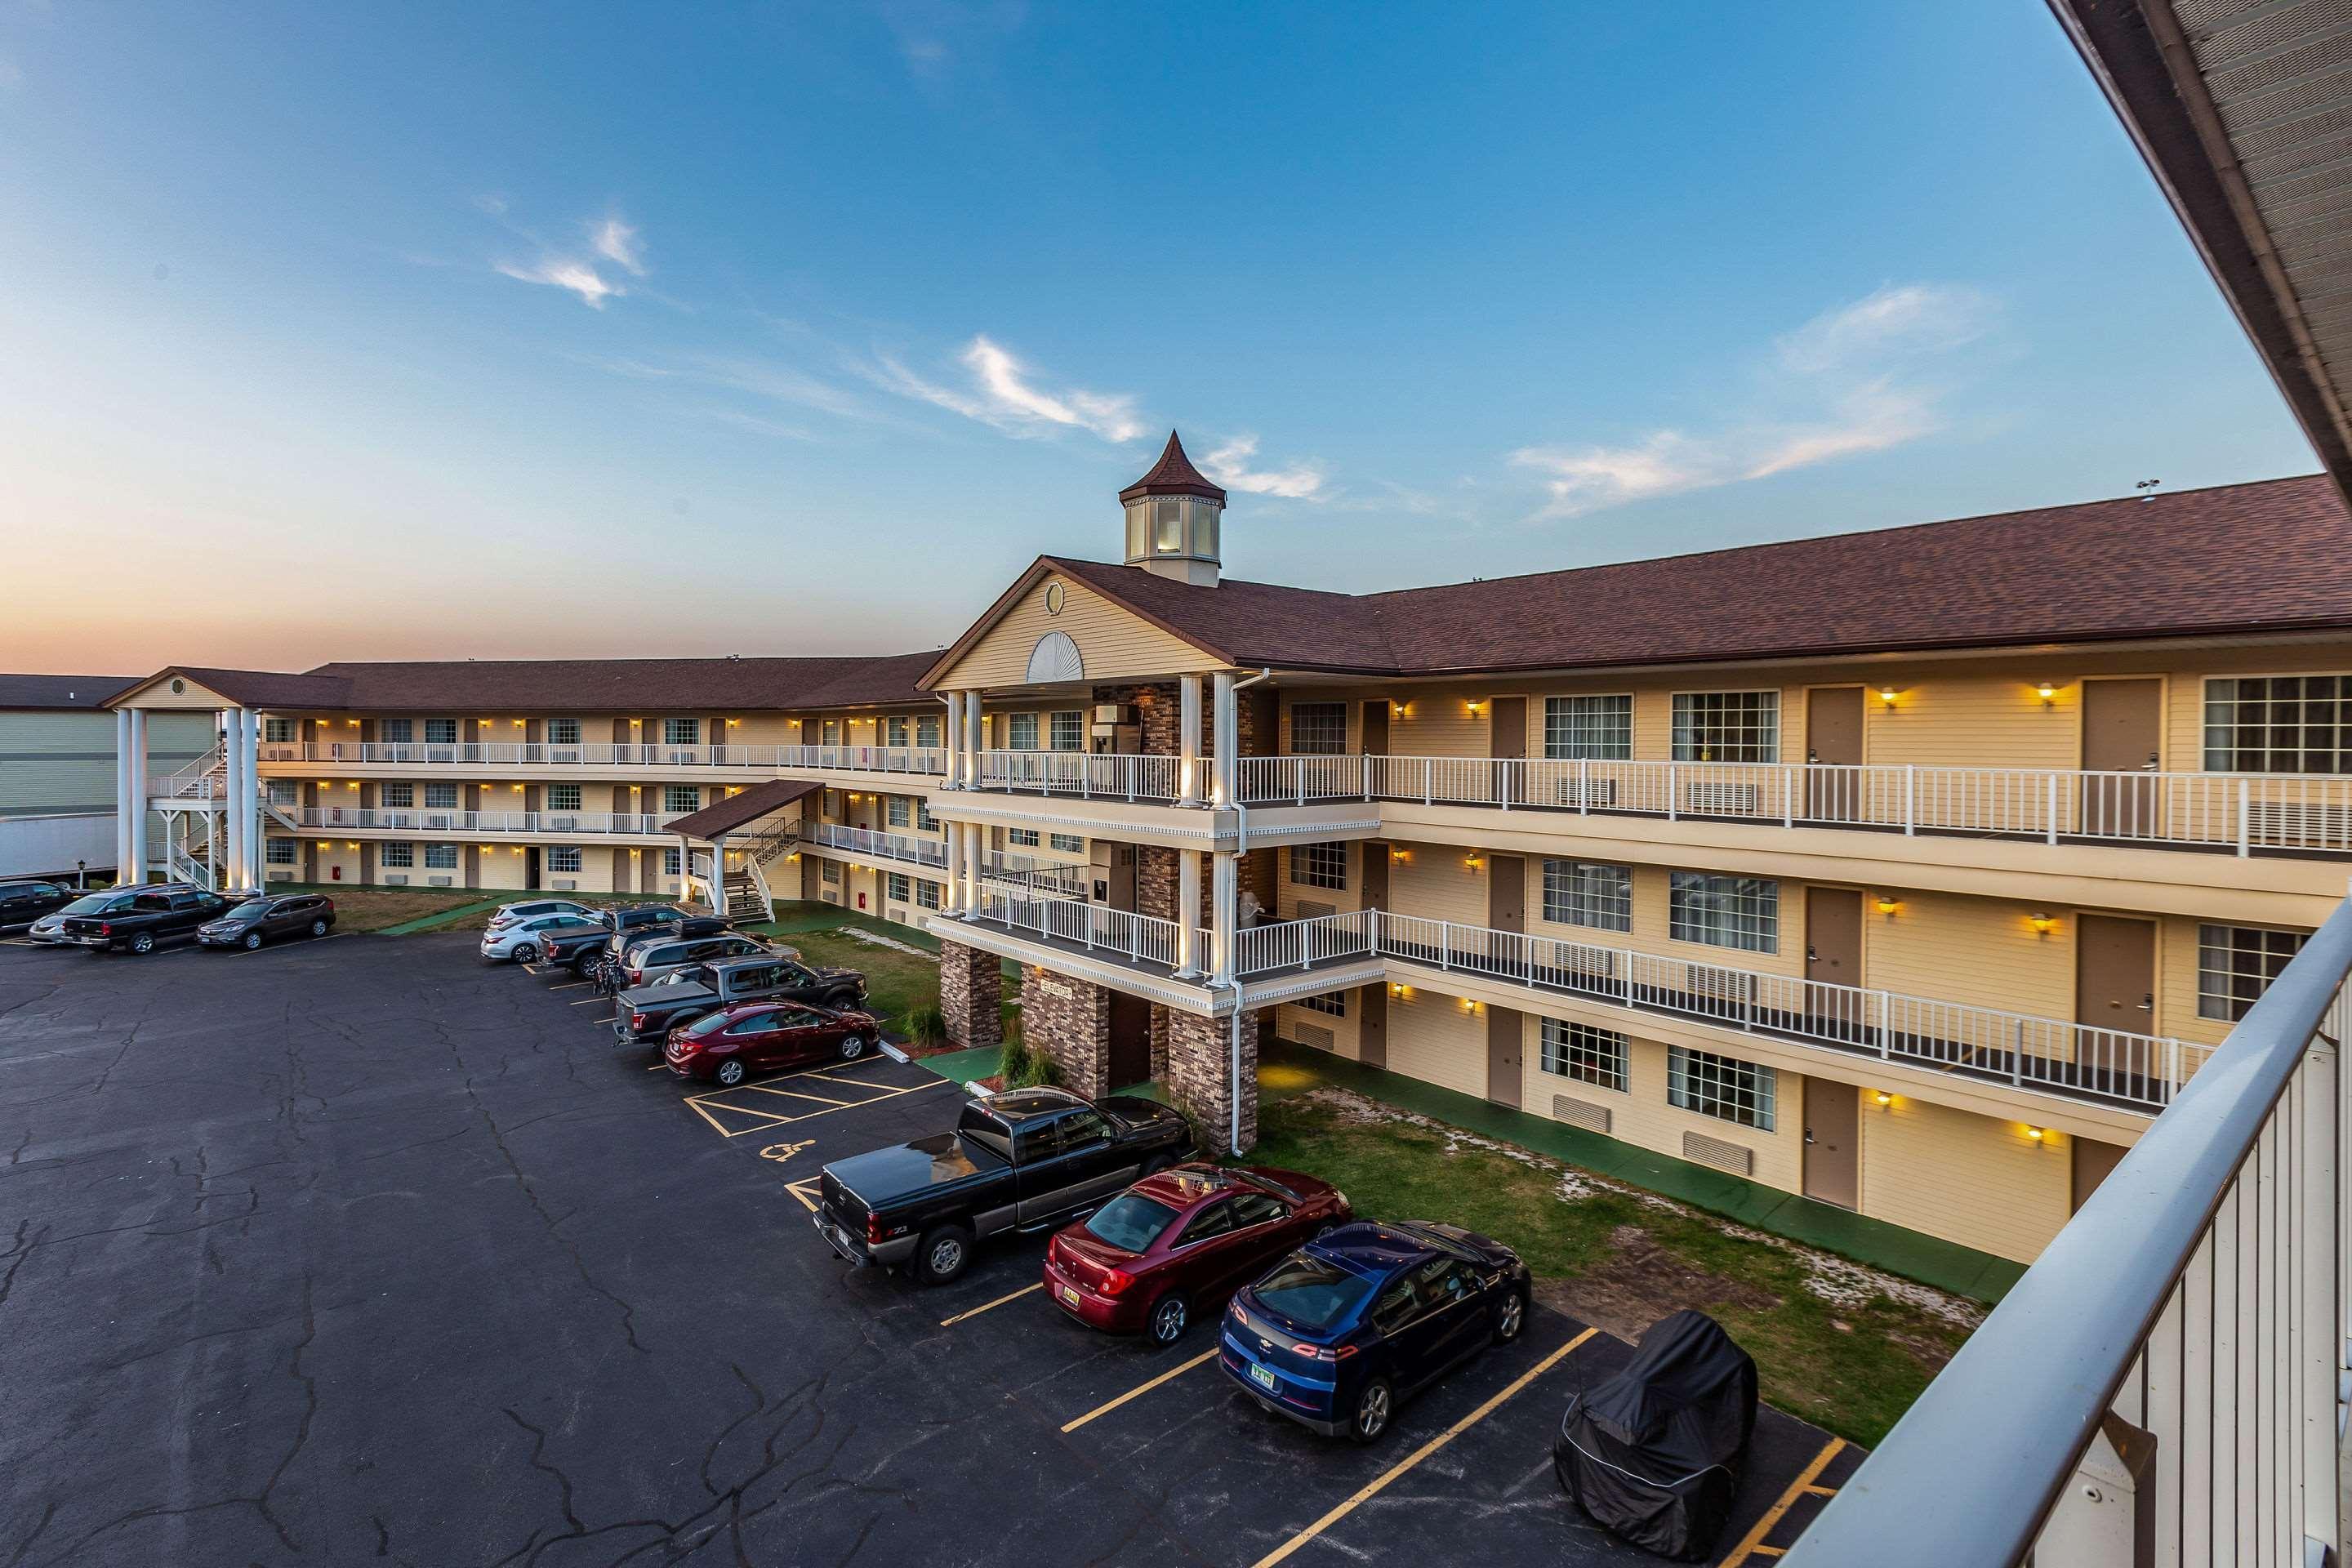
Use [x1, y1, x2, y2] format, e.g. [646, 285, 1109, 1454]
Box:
[102, 435, 2352, 1269]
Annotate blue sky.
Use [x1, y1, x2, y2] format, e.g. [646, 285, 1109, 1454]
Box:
[0, 2, 2320, 670]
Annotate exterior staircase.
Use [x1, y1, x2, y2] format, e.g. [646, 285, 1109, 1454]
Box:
[723, 869, 768, 923]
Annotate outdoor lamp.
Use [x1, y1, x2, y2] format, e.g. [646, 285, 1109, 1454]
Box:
[1874, 894, 1900, 917]
[2036, 681, 2057, 707]
[2029, 911, 2056, 937]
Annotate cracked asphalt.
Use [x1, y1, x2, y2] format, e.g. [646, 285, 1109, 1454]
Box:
[0, 931, 1857, 1567]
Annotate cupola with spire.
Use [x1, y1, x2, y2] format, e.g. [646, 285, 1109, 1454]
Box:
[1120, 430, 1226, 586]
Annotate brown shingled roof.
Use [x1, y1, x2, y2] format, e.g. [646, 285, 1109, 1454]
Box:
[1118, 430, 1227, 505]
[662, 777, 822, 840]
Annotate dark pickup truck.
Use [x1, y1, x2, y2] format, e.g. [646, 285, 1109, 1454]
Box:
[814, 1087, 1193, 1285]
[612, 951, 866, 1045]
[62, 888, 234, 954]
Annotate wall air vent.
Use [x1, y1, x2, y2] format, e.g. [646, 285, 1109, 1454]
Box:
[1552, 1094, 1610, 1134]
[384, 874, 409, 886]
[1682, 1131, 1753, 1176]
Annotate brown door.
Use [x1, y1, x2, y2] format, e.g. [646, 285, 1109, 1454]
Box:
[1361, 700, 1390, 755]
[1488, 695, 1526, 805]
[1361, 843, 1389, 912]
[1806, 687, 1864, 822]
[1487, 855, 1525, 935]
[2076, 915, 2157, 1085]
[1805, 887, 1864, 1029]
[1107, 991, 1150, 1089]
[1358, 982, 1387, 1068]
[2080, 679, 2162, 837]
[2072, 1137, 2128, 1213]
[1486, 1005, 1521, 1107]
[1802, 1079, 1860, 1209]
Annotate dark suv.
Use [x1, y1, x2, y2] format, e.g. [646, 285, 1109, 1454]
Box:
[198, 894, 336, 950]
[0, 880, 76, 931]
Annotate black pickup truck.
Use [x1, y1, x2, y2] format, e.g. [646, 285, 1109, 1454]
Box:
[612, 951, 867, 1045]
[62, 888, 234, 954]
[814, 1087, 1193, 1285]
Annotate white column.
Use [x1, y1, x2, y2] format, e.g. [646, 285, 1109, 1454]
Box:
[1177, 849, 1203, 976]
[240, 710, 262, 889]
[1210, 851, 1237, 984]
[964, 819, 984, 915]
[943, 820, 965, 912]
[1179, 675, 1204, 805]
[127, 710, 149, 884]
[1212, 672, 1237, 806]
[222, 709, 246, 892]
[964, 691, 985, 783]
[943, 693, 965, 787]
[114, 709, 134, 882]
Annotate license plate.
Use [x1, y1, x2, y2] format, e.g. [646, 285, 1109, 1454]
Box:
[1059, 1284, 1081, 1307]
[1249, 1362, 1277, 1392]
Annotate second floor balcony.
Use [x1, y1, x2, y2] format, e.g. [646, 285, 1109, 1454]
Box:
[258, 739, 947, 777]
[288, 805, 685, 839]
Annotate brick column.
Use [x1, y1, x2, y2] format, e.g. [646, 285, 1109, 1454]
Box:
[939, 939, 1002, 1053]
[1023, 966, 1111, 1098]
[1167, 1008, 1258, 1153]
[1149, 1003, 1172, 1084]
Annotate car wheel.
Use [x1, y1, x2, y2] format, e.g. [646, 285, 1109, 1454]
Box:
[309, 919, 327, 938]
[1146, 1292, 1191, 1348]
[715, 1058, 746, 1088]
[1350, 1377, 1394, 1444]
[1494, 1285, 1528, 1346]
[913, 1225, 973, 1286]
[242, 931, 263, 951]
[826, 991, 858, 1012]
[130, 932, 154, 956]
[838, 1033, 867, 1061]
[512, 943, 538, 964]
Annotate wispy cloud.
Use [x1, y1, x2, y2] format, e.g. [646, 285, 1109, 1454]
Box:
[874, 0, 1027, 80]
[1202, 434, 1328, 501]
[869, 334, 1145, 442]
[495, 257, 625, 309]
[591, 215, 648, 276]
[484, 204, 648, 310]
[1511, 283, 1998, 519]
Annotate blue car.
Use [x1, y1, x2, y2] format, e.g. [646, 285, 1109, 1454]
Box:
[1220, 1220, 1532, 1443]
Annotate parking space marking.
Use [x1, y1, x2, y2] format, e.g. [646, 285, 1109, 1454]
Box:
[684, 1076, 956, 1138]
[1059, 1348, 1218, 1433]
[1251, 1325, 1598, 1568]
[571, 997, 611, 1007]
[938, 1282, 1044, 1328]
[1714, 1437, 1845, 1568]
[737, 1082, 861, 1107]
[783, 1178, 822, 1213]
[549, 980, 590, 991]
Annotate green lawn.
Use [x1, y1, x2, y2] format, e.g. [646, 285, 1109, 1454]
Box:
[744, 902, 956, 1041]
[1245, 1092, 1976, 1448]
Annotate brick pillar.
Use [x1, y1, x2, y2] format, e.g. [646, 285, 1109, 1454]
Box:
[1168, 1008, 1258, 1153]
[1023, 966, 1111, 1098]
[1149, 1003, 1172, 1085]
[939, 939, 1002, 1053]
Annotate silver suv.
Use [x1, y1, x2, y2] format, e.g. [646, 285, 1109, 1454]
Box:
[613, 931, 773, 988]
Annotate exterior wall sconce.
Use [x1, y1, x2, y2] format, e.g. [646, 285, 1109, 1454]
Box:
[511, 718, 525, 727]
[2036, 681, 2057, 708]
[1464, 853, 1484, 871]
[510, 783, 524, 791]
[630, 718, 643, 727]
[346, 718, 360, 726]
[1391, 983, 1410, 998]
[1875, 894, 1900, 917]
[345, 781, 359, 790]
[727, 718, 741, 728]
[345, 842, 359, 851]
[1873, 1089, 1894, 1107]
[785, 852, 800, 862]
[1391, 849, 1410, 862]
[1459, 997, 1481, 1013]
[1391, 702, 1406, 716]
[2029, 911, 2056, 937]
[1876, 687, 1899, 709]
[2025, 1125, 2047, 1143]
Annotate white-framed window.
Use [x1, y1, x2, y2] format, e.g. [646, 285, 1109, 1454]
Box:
[1668, 872, 1779, 953]
[916, 800, 936, 831]
[381, 842, 414, 868]
[887, 872, 911, 903]
[546, 718, 581, 746]
[915, 879, 942, 910]
[888, 797, 911, 828]
[1544, 695, 1633, 760]
[1155, 497, 1183, 551]
[1540, 1018, 1628, 1093]
[1291, 842, 1347, 890]
[2198, 924, 2312, 1021]
[885, 716, 910, 747]
[262, 716, 296, 743]
[662, 848, 682, 875]
[1298, 991, 1346, 1017]
[1049, 832, 1084, 853]
[2203, 675, 2352, 773]
[1542, 860, 1632, 932]
[424, 783, 459, 810]
[381, 718, 414, 744]
[1668, 1045, 1775, 1130]
[265, 838, 299, 866]
[1009, 713, 1040, 751]
[917, 715, 942, 747]
[424, 719, 459, 746]
[546, 784, 582, 812]
[663, 717, 700, 746]
[663, 786, 702, 814]
[425, 844, 460, 871]
[1290, 702, 1348, 755]
[381, 782, 414, 808]
[266, 779, 299, 806]
[548, 846, 582, 874]
[1008, 827, 1040, 847]
[1672, 692, 1779, 763]
[820, 858, 840, 884]
[1050, 710, 1084, 751]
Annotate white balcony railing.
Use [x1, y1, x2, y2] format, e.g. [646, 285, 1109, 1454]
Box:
[805, 822, 950, 868]
[1233, 906, 2203, 1112]
[1786, 896, 2352, 1566]
[973, 750, 1181, 803]
[258, 741, 947, 775]
[1235, 754, 2352, 855]
[294, 807, 685, 838]
[969, 889, 1206, 973]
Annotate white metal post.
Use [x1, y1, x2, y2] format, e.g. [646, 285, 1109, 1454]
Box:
[241, 709, 262, 889]
[127, 710, 149, 884]
[1178, 849, 1203, 978]
[1179, 675, 1203, 805]
[223, 708, 246, 892]
[965, 692, 984, 786]
[1211, 852, 1236, 984]
[1212, 672, 1236, 806]
[114, 708, 133, 882]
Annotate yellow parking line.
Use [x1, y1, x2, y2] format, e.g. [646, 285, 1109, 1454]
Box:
[1252, 1325, 1598, 1568]
[939, 1282, 1044, 1328]
[784, 1179, 822, 1213]
[1061, 1348, 1219, 1434]
[689, 1077, 957, 1137]
[682, 1097, 737, 1137]
[737, 1082, 857, 1107]
[571, 997, 611, 1007]
[1715, 1437, 1845, 1568]
[550, 981, 590, 991]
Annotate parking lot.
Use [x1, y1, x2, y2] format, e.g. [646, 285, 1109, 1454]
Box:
[0, 929, 1858, 1566]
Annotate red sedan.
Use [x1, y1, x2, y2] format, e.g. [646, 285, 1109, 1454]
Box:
[665, 1000, 883, 1086]
[1044, 1164, 1352, 1348]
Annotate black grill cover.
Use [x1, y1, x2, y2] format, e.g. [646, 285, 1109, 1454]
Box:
[1552, 1311, 1759, 1561]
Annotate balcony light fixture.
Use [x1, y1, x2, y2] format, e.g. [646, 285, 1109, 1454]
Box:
[2025, 1125, 2047, 1143]
[2029, 911, 2056, 937]
[511, 718, 525, 726]
[1877, 687, 1899, 708]
[1875, 893, 1900, 917]
[1466, 699, 1485, 715]
[1464, 853, 1484, 871]
[1391, 849, 1409, 862]
[1392, 702, 1409, 717]
[1873, 1090, 1893, 1107]
[2036, 681, 2057, 707]
[346, 718, 359, 726]
[728, 718, 740, 727]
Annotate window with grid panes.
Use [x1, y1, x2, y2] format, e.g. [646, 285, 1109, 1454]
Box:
[2203, 676, 2352, 773]
[381, 718, 414, 744]
[546, 718, 581, 746]
[820, 858, 839, 884]
[547, 784, 582, 812]
[1008, 827, 1040, 847]
[1291, 842, 1347, 889]
[917, 800, 936, 831]
[2198, 924, 2312, 1020]
[1539, 1018, 1627, 1092]
[662, 848, 682, 875]
[1671, 692, 1779, 763]
[887, 873, 911, 903]
[266, 838, 300, 866]
[424, 783, 458, 809]
[1297, 991, 1346, 1017]
[1049, 833, 1083, 853]
[917, 715, 942, 747]
[663, 718, 700, 746]
[381, 843, 414, 868]
[424, 719, 457, 746]
[1543, 695, 1632, 760]
[1541, 860, 1631, 932]
[425, 844, 459, 870]
[886, 716, 910, 747]
[1668, 872, 1778, 952]
[548, 846, 581, 874]
[379, 782, 412, 808]
[1050, 710, 1084, 751]
[1667, 1045, 1775, 1129]
[263, 716, 296, 743]
[663, 786, 702, 814]
[1290, 702, 1348, 755]
[888, 797, 911, 828]
[1009, 713, 1040, 751]
[916, 880, 942, 909]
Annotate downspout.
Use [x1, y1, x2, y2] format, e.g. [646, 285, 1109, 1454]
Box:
[1219, 668, 1274, 1155]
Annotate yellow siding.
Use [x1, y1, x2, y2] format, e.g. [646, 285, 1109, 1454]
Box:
[1383, 984, 1487, 1096]
[937, 573, 1222, 689]
[1862, 887, 2075, 1021]
[1860, 1094, 2072, 1263]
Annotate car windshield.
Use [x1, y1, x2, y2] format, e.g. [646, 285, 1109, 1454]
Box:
[219, 904, 266, 922]
[1251, 1254, 1375, 1331]
[1083, 1194, 1179, 1254]
[57, 894, 118, 916]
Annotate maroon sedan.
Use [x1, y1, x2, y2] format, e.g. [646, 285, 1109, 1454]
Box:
[1044, 1164, 1351, 1348]
[665, 1000, 882, 1086]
